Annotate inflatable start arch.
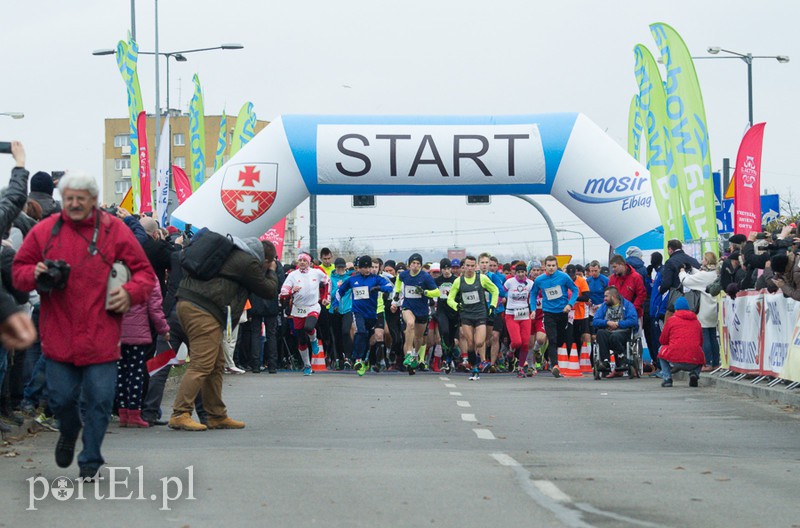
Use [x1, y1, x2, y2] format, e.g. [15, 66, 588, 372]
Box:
[171, 113, 662, 251]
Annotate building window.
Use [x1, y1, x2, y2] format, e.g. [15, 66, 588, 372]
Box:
[174, 156, 186, 168]
[174, 133, 185, 146]
[114, 158, 131, 171]
[115, 180, 131, 195]
[114, 135, 130, 148]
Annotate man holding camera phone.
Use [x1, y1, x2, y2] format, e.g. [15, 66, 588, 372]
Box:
[13, 171, 156, 481]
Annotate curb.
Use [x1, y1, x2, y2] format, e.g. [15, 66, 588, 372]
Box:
[673, 370, 800, 408]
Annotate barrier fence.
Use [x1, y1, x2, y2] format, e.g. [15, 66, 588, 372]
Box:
[719, 290, 800, 388]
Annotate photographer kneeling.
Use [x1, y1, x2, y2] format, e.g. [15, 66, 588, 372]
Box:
[13, 172, 156, 481]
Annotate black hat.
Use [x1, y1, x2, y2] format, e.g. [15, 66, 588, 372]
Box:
[440, 258, 451, 268]
[729, 234, 747, 245]
[384, 259, 396, 269]
[514, 263, 527, 272]
[30, 171, 54, 195]
[771, 254, 789, 274]
[408, 253, 423, 265]
[357, 255, 372, 268]
[334, 257, 346, 267]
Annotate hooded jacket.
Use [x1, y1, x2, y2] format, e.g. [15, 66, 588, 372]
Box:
[121, 284, 170, 345]
[608, 264, 647, 317]
[177, 237, 278, 327]
[13, 208, 157, 366]
[658, 309, 705, 365]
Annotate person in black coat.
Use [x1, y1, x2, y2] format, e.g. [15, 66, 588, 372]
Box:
[658, 239, 701, 295]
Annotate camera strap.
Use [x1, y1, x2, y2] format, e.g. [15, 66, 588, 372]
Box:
[45, 211, 101, 258]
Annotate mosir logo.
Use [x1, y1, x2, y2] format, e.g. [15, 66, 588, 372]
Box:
[568, 172, 652, 211]
[221, 163, 278, 224]
[740, 155, 757, 189]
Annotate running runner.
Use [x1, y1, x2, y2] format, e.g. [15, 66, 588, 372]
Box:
[447, 256, 499, 380]
[280, 252, 331, 375]
[434, 258, 461, 374]
[334, 255, 394, 376]
[392, 253, 440, 375]
[479, 253, 507, 373]
[504, 263, 534, 378]
[529, 256, 579, 378]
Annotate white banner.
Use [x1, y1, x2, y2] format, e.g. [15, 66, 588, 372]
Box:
[728, 292, 762, 374]
[762, 292, 791, 377]
[155, 116, 171, 227]
[316, 124, 545, 185]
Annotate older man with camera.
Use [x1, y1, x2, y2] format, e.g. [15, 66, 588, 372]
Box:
[12, 172, 156, 481]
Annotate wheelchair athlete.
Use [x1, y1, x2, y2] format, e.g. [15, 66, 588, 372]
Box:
[591, 286, 638, 376]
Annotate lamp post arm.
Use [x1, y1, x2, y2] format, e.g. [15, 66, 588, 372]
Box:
[512, 195, 559, 255]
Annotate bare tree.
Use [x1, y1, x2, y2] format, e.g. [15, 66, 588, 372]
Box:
[780, 189, 799, 218]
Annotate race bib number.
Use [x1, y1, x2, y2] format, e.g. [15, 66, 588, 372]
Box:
[439, 285, 451, 298]
[292, 305, 311, 317]
[544, 286, 562, 301]
[514, 307, 530, 321]
[463, 291, 480, 304]
[404, 285, 422, 299]
[352, 286, 369, 300]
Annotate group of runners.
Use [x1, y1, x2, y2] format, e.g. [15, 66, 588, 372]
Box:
[278, 250, 617, 380]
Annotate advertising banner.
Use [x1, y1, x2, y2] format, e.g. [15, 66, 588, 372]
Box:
[734, 123, 766, 235]
[634, 44, 684, 245]
[115, 35, 144, 213]
[627, 94, 643, 162]
[230, 102, 256, 157]
[259, 217, 287, 261]
[650, 23, 718, 254]
[215, 113, 227, 172]
[728, 291, 762, 374]
[136, 111, 152, 214]
[156, 116, 171, 227]
[172, 165, 193, 205]
[189, 74, 206, 191]
[762, 292, 791, 377]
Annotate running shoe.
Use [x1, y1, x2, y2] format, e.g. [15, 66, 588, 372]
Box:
[372, 361, 382, 373]
[489, 364, 497, 374]
[310, 339, 320, 356]
[357, 361, 368, 376]
[551, 365, 561, 378]
[417, 361, 427, 372]
[408, 354, 420, 370]
[517, 368, 525, 378]
[469, 368, 480, 381]
[443, 361, 452, 375]
[303, 366, 312, 376]
[353, 360, 363, 373]
[343, 360, 352, 370]
[479, 361, 491, 373]
[35, 413, 60, 432]
[403, 352, 414, 367]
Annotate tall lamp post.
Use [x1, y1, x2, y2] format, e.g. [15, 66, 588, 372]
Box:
[702, 47, 789, 127]
[555, 228, 585, 264]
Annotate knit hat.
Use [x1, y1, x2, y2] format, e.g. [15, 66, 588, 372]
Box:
[527, 259, 542, 272]
[408, 253, 423, 265]
[166, 225, 180, 235]
[626, 246, 643, 259]
[674, 297, 690, 312]
[384, 259, 396, 269]
[357, 255, 372, 268]
[30, 172, 54, 195]
[440, 258, 451, 268]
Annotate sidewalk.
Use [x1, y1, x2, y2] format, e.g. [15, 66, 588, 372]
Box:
[673, 369, 800, 408]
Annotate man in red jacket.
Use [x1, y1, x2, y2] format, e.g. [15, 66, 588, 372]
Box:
[608, 254, 647, 320]
[13, 172, 156, 481]
[658, 297, 705, 387]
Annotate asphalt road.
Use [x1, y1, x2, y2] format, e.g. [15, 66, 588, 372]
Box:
[1, 370, 799, 527]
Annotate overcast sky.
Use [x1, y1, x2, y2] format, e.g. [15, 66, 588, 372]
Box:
[2, 0, 797, 263]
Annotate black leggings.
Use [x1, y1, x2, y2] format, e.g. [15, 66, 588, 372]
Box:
[543, 312, 569, 366]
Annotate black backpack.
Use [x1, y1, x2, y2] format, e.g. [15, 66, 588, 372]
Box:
[179, 228, 236, 280]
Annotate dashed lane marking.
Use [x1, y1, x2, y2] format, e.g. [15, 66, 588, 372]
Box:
[473, 428, 495, 440]
[461, 413, 477, 422]
[456, 400, 471, 408]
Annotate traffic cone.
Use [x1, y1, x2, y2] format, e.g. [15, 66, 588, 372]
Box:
[579, 342, 592, 373]
[311, 340, 326, 372]
[563, 344, 583, 377]
[556, 345, 569, 370]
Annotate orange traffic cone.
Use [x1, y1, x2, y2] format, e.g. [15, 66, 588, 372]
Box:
[311, 341, 326, 372]
[579, 342, 592, 373]
[556, 345, 569, 370]
[563, 344, 583, 377]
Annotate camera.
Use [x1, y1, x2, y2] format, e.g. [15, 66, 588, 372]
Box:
[183, 223, 193, 241]
[756, 232, 767, 240]
[36, 259, 71, 293]
[0, 142, 11, 154]
[101, 204, 119, 216]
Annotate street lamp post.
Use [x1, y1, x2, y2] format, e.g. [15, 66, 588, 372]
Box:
[556, 228, 585, 264]
[703, 47, 789, 127]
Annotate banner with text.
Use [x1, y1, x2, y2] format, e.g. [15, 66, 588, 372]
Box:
[734, 123, 766, 235]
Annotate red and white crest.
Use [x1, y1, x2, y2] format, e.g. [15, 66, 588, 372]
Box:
[220, 163, 278, 224]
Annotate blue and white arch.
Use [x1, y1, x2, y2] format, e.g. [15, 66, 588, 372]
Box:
[170, 113, 663, 252]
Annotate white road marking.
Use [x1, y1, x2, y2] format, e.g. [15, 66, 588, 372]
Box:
[490, 453, 519, 467]
[449, 391, 462, 396]
[439, 376, 450, 381]
[456, 400, 471, 407]
[473, 428, 495, 440]
[461, 413, 477, 422]
[445, 383, 457, 388]
[534, 480, 572, 502]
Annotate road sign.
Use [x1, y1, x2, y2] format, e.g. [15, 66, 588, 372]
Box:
[716, 194, 779, 234]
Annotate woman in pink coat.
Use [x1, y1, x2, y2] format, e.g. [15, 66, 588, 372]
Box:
[117, 284, 170, 427]
[658, 296, 705, 388]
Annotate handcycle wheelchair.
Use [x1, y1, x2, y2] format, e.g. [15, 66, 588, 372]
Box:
[591, 326, 643, 380]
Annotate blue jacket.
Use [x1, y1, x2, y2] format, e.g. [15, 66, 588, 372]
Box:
[335, 272, 393, 319]
[488, 271, 507, 313]
[591, 298, 639, 331]
[529, 271, 579, 314]
[586, 274, 609, 306]
[649, 267, 669, 318]
[329, 270, 353, 314]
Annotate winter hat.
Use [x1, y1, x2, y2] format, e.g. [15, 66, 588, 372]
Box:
[384, 259, 396, 269]
[527, 259, 542, 272]
[440, 258, 451, 268]
[357, 255, 372, 268]
[30, 172, 54, 195]
[770, 254, 789, 274]
[729, 234, 747, 245]
[166, 225, 180, 235]
[450, 258, 461, 267]
[626, 246, 643, 259]
[408, 253, 423, 265]
[674, 297, 690, 312]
